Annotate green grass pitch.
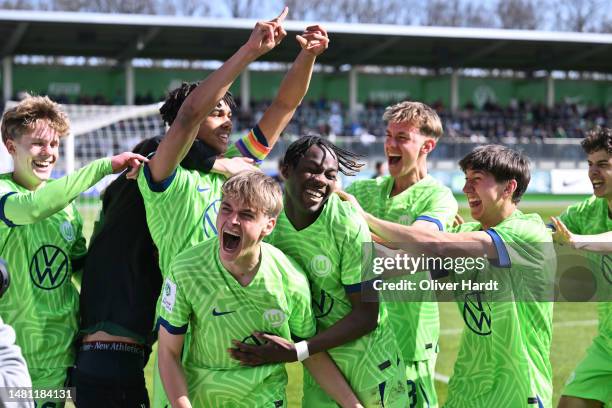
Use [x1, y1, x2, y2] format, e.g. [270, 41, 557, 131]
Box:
[74, 194, 597, 407]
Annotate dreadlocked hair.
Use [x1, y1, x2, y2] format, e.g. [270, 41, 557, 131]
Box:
[282, 134, 364, 176]
[159, 81, 236, 126]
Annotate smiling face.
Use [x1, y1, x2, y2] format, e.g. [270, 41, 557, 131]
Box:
[587, 149, 612, 199]
[217, 195, 276, 264]
[462, 169, 515, 226]
[6, 119, 60, 190]
[384, 121, 434, 180]
[197, 100, 233, 155]
[282, 144, 339, 216]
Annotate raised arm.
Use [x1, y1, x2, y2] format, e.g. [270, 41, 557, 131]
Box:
[0, 152, 145, 226]
[147, 8, 289, 183]
[257, 25, 329, 148]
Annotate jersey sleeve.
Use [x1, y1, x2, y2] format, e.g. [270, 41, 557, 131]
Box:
[70, 205, 88, 275]
[486, 217, 549, 269]
[558, 202, 584, 235]
[340, 210, 373, 292]
[414, 187, 458, 231]
[138, 162, 198, 206]
[0, 158, 112, 227]
[157, 273, 191, 335]
[225, 125, 271, 164]
[285, 260, 317, 340]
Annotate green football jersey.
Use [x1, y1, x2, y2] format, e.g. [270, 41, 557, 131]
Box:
[559, 195, 612, 354]
[138, 130, 270, 278]
[266, 193, 403, 390]
[347, 175, 457, 362]
[446, 210, 555, 407]
[0, 159, 112, 372]
[158, 238, 316, 407]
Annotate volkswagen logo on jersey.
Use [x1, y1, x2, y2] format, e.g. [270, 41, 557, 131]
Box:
[29, 245, 69, 290]
[202, 199, 221, 238]
[462, 291, 492, 336]
[59, 220, 75, 242]
[312, 289, 334, 318]
[310, 255, 332, 277]
[602, 254, 612, 285]
[263, 309, 286, 328]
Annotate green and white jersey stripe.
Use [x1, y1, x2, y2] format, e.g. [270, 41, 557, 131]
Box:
[158, 238, 315, 407]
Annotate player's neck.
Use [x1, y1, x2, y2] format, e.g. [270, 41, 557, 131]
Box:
[284, 200, 322, 231]
[222, 247, 262, 287]
[480, 202, 516, 230]
[11, 171, 44, 191]
[391, 163, 427, 197]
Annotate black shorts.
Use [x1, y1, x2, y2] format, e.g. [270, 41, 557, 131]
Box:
[72, 341, 150, 408]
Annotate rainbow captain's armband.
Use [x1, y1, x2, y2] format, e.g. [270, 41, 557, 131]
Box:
[235, 125, 271, 164]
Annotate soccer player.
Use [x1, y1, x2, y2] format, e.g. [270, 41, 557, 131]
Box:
[74, 136, 246, 407]
[0, 95, 146, 407]
[157, 171, 363, 408]
[230, 136, 408, 408]
[553, 127, 612, 408]
[341, 144, 556, 407]
[345, 101, 457, 407]
[138, 10, 329, 406]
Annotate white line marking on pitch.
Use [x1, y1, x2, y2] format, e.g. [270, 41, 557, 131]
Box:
[440, 319, 598, 336]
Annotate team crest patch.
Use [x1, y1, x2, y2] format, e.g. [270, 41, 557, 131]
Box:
[263, 309, 286, 328]
[310, 255, 332, 277]
[60, 220, 75, 242]
[161, 278, 177, 313]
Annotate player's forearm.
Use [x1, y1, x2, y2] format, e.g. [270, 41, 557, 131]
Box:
[303, 352, 363, 408]
[572, 232, 612, 253]
[306, 308, 378, 355]
[159, 349, 190, 408]
[2, 158, 111, 225]
[258, 50, 316, 146]
[274, 50, 316, 112]
[149, 45, 258, 182]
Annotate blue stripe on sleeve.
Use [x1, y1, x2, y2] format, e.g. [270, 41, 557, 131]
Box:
[157, 317, 188, 335]
[0, 192, 18, 227]
[143, 163, 176, 193]
[485, 228, 511, 268]
[415, 215, 444, 231]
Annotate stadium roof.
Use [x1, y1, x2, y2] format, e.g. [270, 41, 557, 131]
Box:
[1, 9, 612, 72]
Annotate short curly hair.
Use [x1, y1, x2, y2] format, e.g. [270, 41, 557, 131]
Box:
[581, 127, 612, 155]
[1, 95, 70, 145]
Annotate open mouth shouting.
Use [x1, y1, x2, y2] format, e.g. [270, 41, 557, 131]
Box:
[221, 229, 242, 255]
[591, 179, 605, 194]
[303, 186, 326, 207]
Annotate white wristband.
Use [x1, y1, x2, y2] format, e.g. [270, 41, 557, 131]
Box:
[295, 340, 310, 362]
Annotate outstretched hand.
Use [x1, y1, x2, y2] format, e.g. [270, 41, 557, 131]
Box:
[244, 7, 289, 57]
[110, 152, 148, 179]
[228, 332, 297, 366]
[296, 25, 329, 56]
[551, 216, 577, 248]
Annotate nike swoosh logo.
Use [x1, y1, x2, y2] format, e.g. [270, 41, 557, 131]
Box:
[562, 179, 581, 187]
[197, 186, 210, 192]
[212, 308, 235, 316]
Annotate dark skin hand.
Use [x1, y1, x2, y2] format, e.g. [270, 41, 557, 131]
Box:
[228, 290, 379, 365]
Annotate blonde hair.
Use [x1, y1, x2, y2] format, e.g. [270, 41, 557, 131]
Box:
[1, 95, 70, 145]
[383, 101, 443, 139]
[221, 171, 283, 218]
